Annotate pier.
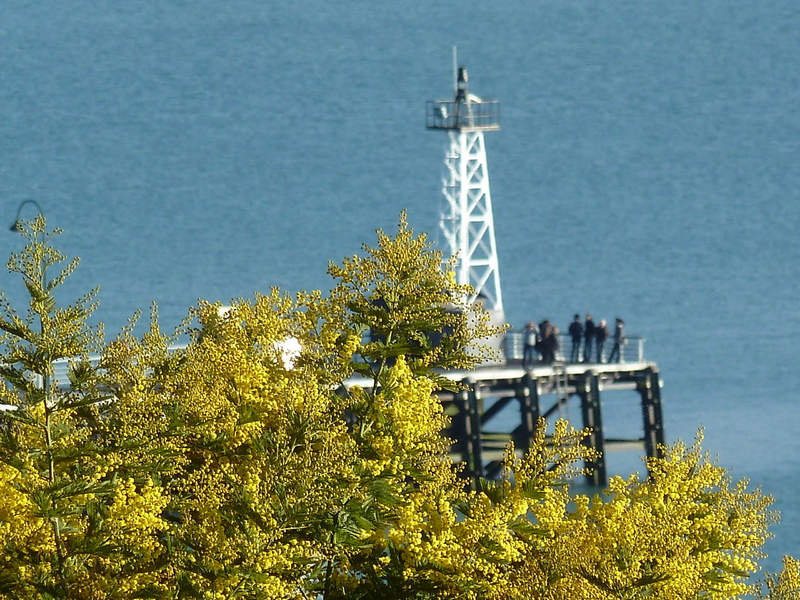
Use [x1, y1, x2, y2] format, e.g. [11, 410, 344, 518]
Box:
[448, 332, 664, 486]
[347, 332, 664, 488]
[20, 338, 664, 492]
[42, 336, 663, 489]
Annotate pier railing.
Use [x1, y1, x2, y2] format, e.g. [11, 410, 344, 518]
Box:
[7, 335, 646, 395]
[30, 335, 646, 390]
[504, 332, 646, 364]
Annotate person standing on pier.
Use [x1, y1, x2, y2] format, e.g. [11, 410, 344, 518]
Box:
[608, 317, 626, 363]
[522, 322, 540, 368]
[548, 326, 560, 363]
[568, 314, 583, 362]
[583, 314, 596, 362]
[595, 319, 609, 363]
[538, 319, 556, 364]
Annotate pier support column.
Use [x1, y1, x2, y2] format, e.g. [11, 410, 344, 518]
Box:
[453, 385, 469, 468]
[639, 366, 665, 460]
[456, 378, 484, 485]
[514, 374, 540, 450]
[579, 370, 607, 487]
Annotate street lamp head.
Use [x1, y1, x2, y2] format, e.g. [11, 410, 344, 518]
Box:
[10, 199, 45, 232]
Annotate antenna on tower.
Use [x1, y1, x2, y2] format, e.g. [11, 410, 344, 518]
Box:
[452, 46, 458, 94]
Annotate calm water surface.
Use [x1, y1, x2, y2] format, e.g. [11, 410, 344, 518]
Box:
[1, 0, 798, 571]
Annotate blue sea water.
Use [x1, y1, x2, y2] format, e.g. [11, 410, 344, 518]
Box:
[1, 0, 798, 573]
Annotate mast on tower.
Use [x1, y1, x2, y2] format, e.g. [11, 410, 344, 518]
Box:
[427, 66, 504, 325]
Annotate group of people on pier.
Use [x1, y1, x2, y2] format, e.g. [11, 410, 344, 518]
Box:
[522, 314, 626, 367]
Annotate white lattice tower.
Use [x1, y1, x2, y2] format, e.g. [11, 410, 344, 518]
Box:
[427, 67, 504, 317]
[440, 129, 503, 312]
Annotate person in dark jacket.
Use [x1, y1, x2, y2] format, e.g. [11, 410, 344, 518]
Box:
[595, 319, 609, 363]
[538, 319, 555, 364]
[608, 318, 625, 363]
[568, 314, 583, 362]
[546, 326, 560, 364]
[583, 314, 596, 362]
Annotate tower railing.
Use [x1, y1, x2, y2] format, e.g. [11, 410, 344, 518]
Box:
[426, 99, 500, 131]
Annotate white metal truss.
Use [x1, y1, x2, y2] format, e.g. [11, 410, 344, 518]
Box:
[439, 129, 504, 314]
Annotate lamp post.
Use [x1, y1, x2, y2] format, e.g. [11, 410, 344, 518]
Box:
[10, 198, 45, 231]
[7, 197, 50, 395]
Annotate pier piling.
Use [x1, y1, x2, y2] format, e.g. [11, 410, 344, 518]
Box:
[439, 357, 665, 488]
